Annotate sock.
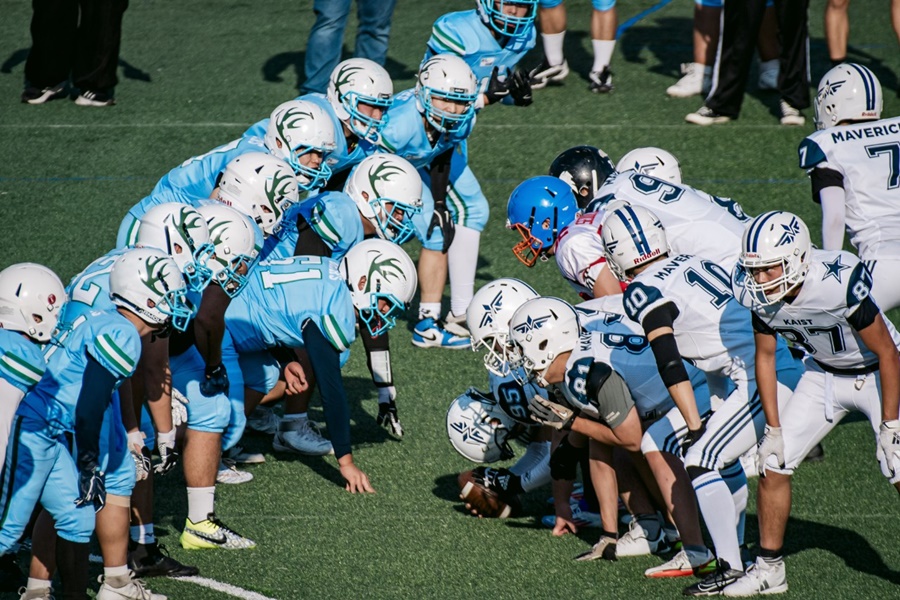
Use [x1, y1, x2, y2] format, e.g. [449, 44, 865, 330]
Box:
[56, 538, 90, 600]
[418, 302, 441, 321]
[186, 486, 216, 523]
[104, 564, 130, 580]
[759, 58, 778, 73]
[27, 577, 51, 591]
[448, 225, 481, 317]
[691, 470, 741, 569]
[635, 513, 662, 540]
[721, 461, 748, 545]
[759, 546, 783, 565]
[130, 523, 156, 545]
[510, 441, 550, 476]
[541, 31, 566, 66]
[282, 412, 306, 422]
[591, 39, 616, 72]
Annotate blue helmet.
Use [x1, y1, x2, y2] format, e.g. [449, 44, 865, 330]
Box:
[506, 176, 579, 267]
[477, 0, 538, 41]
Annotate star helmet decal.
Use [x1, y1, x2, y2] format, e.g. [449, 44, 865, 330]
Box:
[513, 314, 551, 335]
[367, 160, 405, 197]
[141, 256, 173, 297]
[364, 251, 406, 294]
[264, 169, 296, 218]
[478, 291, 504, 329]
[776, 216, 801, 247]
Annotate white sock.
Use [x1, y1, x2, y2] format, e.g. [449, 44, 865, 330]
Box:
[722, 461, 748, 546]
[592, 39, 616, 72]
[510, 441, 550, 476]
[418, 302, 441, 321]
[186, 486, 216, 524]
[130, 523, 155, 545]
[541, 31, 566, 66]
[104, 564, 130, 580]
[282, 412, 306, 422]
[27, 578, 51, 591]
[448, 225, 481, 317]
[520, 456, 552, 492]
[692, 470, 742, 568]
[759, 58, 778, 73]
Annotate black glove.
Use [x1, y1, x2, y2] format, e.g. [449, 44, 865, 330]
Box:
[377, 401, 404, 438]
[681, 423, 707, 458]
[200, 363, 229, 397]
[483, 67, 509, 105]
[507, 69, 533, 107]
[427, 201, 455, 253]
[74, 464, 106, 513]
[154, 438, 180, 475]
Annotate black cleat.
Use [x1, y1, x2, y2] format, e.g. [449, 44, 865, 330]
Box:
[802, 442, 825, 464]
[128, 541, 199, 578]
[589, 67, 614, 94]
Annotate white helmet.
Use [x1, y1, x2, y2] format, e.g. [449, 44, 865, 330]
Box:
[447, 388, 517, 463]
[136, 203, 215, 293]
[215, 152, 299, 237]
[343, 153, 423, 243]
[814, 63, 883, 130]
[616, 147, 683, 184]
[264, 100, 336, 190]
[601, 205, 668, 282]
[326, 58, 393, 143]
[466, 278, 538, 377]
[197, 204, 264, 298]
[109, 248, 193, 332]
[340, 239, 417, 338]
[735, 211, 811, 306]
[415, 55, 478, 135]
[0, 263, 66, 342]
[508, 297, 580, 385]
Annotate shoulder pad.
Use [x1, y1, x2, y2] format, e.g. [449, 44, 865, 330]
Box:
[623, 281, 664, 323]
[846, 259, 874, 309]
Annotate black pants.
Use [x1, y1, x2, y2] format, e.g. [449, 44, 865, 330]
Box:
[25, 0, 129, 91]
[707, 0, 810, 118]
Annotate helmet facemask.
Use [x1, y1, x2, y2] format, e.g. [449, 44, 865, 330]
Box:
[738, 251, 808, 306]
[367, 197, 421, 243]
[290, 146, 333, 191]
[343, 91, 392, 143]
[478, 0, 538, 41]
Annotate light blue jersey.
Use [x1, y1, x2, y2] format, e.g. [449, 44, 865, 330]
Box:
[225, 256, 357, 355]
[378, 90, 472, 168]
[0, 330, 46, 395]
[426, 10, 535, 103]
[244, 94, 376, 175]
[261, 192, 364, 262]
[59, 249, 128, 327]
[18, 309, 141, 434]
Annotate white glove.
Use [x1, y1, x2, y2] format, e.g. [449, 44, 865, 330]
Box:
[171, 388, 189, 427]
[127, 431, 150, 482]
[528, 395, 576, 430]
[154, 429, 179, 475]
[757, 425, 785, 477]
[879, 419, 900, 477]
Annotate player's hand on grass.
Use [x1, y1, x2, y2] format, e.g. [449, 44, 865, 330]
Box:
[339, 456, 375, 494]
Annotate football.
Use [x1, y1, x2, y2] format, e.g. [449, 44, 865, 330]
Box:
[457, 470, 519, 519]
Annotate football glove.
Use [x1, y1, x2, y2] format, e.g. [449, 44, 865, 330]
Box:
[74, 464, 106, 513]
[483, 67, 510, 105]
[171, 387, 189, 427]
[472, 466, 523, 496]
[574, 535, 618, 561]
[879, 419, 900, 477]
[757, 425, 785, 477]
[376, 399, 404, 438]
[427, 201, 455, 253]
[528, 395, 576, 430]
[680, 423, 707, 458]
[154, 429, 179, 475]
[200, 363, 229, 397]
[508, 69, 533, 107]
[131, 446, 152, 482]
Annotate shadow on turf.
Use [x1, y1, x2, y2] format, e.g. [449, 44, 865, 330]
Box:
[0, 49, 151, 82]
[261, 51, 415, 92]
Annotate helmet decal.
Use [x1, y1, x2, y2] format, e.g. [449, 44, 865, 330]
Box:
[142, 256, 174, 297]
[512, 314, 551, 335]
[277, 108, 313, 143]
[478, 291, 504, 329]
[334, 63, 365, 99]
[264, 171, 295, 218]
[776, 216, 802, 247]
[364, 252, 406, 293]
[367, 161, 405, 196]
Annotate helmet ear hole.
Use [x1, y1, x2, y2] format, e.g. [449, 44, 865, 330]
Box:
[538, 340, 548, 351]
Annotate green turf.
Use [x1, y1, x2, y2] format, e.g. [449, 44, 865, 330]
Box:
[2, 0, 900, 598]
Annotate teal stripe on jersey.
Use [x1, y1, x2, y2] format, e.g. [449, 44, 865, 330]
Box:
[95, 334, 135, 377]
[432, 24, 465, 54]
[322, 315, 351, 352]
[311, 207, 341, 248]
[447, 184, 467, 227]
[0, 352, 43, 386]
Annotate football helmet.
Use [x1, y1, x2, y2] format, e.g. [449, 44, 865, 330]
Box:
[814, 63, 883, 130]
[326, 58, 393, 143]
[0, 263, 66, 342]
[264, 99, 336, 190]
[197, 204, 264, 298]
[415, 55, 478, 135]
[466, 278, 539, 376]
[340, 239, 418, 337]
[136, 203, 215, 293]
[506, 175, 579, 267]
[476, 0, 538, 41]
[616, 147, 682, 184]
[109, 248, 193, 332]
[548, 145, 616, 207]
[344, 153, 423, 243]
[507, 297, 581, 387]
[601, 205, 668, 282]
[735, 211, 811, 305]
[215, 152, 299, 237]
[447, 388, 517, 463]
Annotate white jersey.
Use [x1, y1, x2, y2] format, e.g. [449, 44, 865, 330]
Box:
[734, 249, 900, 371]
[488, 369, 546, 425]
[623, 254, 756, 380]
[554, 210, 616, 299]
[799, 116, 900, 259]
[574, 294, 638, 333]
[589, 171, 749, 271]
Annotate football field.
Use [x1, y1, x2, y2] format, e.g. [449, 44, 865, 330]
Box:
[1, 0, 900, 597]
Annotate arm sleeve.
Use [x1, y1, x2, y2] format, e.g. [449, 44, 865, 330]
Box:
[751, 312, 778, 335]
[302, 319, 352, 459]
[641, 302, 680, 332]
[818, 185, 847, 251]
[74, 355, 119, 470]
[429, 147, 454, 206]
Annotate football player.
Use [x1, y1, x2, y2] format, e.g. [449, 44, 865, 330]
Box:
[799, 63, 900, 311]
[549, 145, 617, 207]
[602, 205, 805, 594]
[243, 58, 393, 191]
[506, 175, 580, 267]
[722, 212, 900, 596]
[225, 241, 417, 492]
[0, 249, 185, 600]
[425, 0, 537, 110]
[616, 147, 683, 184]
[378, 54, 483, 349]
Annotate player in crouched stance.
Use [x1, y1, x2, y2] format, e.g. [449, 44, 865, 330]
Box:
[720, 212, 900, 596]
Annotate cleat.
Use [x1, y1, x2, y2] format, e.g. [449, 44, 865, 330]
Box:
[667, 63, 712, 98]
[684, 560, 745, 596]
[686, 105, 732, 125]
[180, 513, 256, 550]
[528, 59, 570, 89]
[216, 460, 253, 484]
[645, 548, 716, 579]
[589, 67, 614, 94]
[541, 499, 601, 529]
[412, 317, 471, 349]
[723, 558, 788, 596]
[273, 418, 334, 456]
[779, 100, 805, 126]
[443, 312, 471, 338]
[802, 442, 824, 463]
[616, 519, 666, 557]
[224, 445, 265, 465]
[246, 405, 280, 435]
[18, 586, 54, 600]
[74, 89, 115, 107]
[96, 571, 165, 599]
[128, 541, 199, 578]
[376, 401, 404, 437]
[757, 59, 779, 90]
[21, 81, 67, 105]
